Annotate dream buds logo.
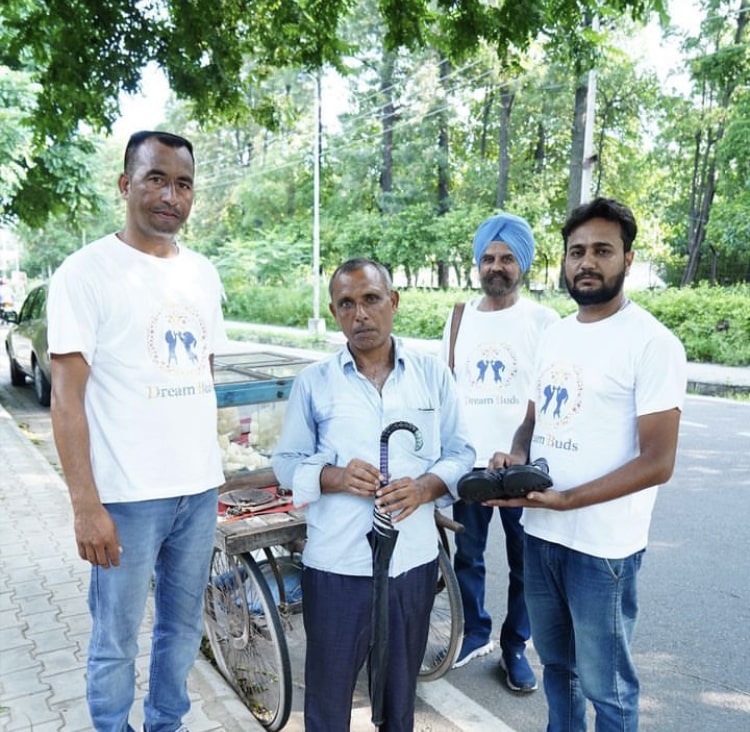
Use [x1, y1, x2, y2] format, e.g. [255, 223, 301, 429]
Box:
[147, 304, 208, 373]
[460, 342, 519, 392]
[536, 363, 583, 427]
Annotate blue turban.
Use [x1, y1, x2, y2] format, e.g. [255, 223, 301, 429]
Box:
[472, 212, 536, 273]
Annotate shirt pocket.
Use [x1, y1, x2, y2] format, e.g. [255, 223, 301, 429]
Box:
[384, 406, 441, 473]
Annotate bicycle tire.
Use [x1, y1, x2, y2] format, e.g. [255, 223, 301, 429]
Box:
[419, 542, 463, 681]
[203, 548, 292, 731]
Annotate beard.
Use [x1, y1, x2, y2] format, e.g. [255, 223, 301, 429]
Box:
[480, 270, 521, 298]
[565, 269, 627, 305]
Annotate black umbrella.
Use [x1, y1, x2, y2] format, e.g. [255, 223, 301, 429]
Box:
[368, 420, 423, 727]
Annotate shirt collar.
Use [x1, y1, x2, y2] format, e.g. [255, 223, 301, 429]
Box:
[338, 336, 405, 373]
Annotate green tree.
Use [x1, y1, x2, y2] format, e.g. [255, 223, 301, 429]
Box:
[678, 0, 749, 285]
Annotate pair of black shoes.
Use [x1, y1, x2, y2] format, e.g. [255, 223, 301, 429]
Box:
[457, 458, 552, 503]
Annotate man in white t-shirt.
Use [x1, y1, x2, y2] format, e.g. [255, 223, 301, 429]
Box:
[486, 198, 686, 731]
[440, 213, 558, 693]
[48, 131, 226, 732]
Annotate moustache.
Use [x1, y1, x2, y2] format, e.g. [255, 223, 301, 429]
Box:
[153, 206, 181, 216]
[574, 272, 603, 283]
[486, 272, 510, 282]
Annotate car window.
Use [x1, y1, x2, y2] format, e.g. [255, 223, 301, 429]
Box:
[31, 287, 47, 319]
[19, 287, 47, 322]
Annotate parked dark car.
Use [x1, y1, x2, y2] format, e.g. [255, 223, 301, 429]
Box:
[4, 283, 51, 406]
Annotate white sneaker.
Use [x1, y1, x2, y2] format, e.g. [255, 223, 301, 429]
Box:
[452, 639, 495, 669]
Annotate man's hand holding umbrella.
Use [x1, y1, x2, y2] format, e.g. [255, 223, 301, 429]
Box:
[375, 476, 431, 522]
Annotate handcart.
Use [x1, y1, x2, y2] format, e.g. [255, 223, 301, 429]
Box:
[204, 352, 310, 732]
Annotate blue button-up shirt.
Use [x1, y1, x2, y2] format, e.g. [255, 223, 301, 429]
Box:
[272, 338, 475, 577]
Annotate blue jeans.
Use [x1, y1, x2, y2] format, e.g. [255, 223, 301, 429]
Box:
[452, 500, 530, 654]
[86, 489, 218, 732]
[524, 534, 644, 732]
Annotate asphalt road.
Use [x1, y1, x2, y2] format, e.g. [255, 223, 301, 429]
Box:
[1, 328, 748, 731]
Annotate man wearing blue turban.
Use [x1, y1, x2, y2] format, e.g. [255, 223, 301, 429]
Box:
[472, 212, 537, 275]
[441, 212, 559, 691]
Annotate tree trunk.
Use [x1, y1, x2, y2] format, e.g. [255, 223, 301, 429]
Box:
[533, 121, 545, 174]
[496, 85, 515, 209]
[479, 86, 495, 160]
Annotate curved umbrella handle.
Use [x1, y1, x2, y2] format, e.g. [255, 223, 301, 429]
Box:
[374, 421, 423, 531]
[379, 420, 423, 483]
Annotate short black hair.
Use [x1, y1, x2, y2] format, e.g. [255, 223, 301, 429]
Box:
[123, 130, 194, 175]
[561, 197, 638, 252]
[329, 258, 393, 300]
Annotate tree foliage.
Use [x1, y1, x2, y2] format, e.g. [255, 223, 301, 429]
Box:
[1, 0, 664, 224]
[4, 0, 750, 292]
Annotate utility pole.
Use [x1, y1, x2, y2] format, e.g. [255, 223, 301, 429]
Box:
[308, 71, 326, 336]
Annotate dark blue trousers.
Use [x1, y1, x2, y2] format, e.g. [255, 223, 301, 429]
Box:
[301, 559, 437, 732]
[452, 500, 530, 654]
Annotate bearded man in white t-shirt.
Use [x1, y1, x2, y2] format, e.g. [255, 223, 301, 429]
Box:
[486, 197, 687, 732]
[48, 131, 226, 732]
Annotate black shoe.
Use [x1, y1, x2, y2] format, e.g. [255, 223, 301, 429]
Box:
[457, 469, 504, 503]
[501, 458, 551, 498]
[457, 458, 552, 503]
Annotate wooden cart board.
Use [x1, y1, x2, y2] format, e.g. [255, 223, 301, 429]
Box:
[214, 509, 307, 555]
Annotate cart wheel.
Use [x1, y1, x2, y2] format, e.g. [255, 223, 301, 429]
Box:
[203, 548, 292, 731]
[419, 542, 463, 681]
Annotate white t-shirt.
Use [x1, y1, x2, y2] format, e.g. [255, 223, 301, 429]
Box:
[441, 297, 560, 466]
[47, 234, 227, 503]
[523, 302, 687, 558]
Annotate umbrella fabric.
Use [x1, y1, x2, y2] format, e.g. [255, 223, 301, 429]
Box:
[369, 421, 423, 727]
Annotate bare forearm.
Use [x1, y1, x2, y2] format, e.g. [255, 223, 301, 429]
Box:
[557, 451, 676, 510]
[509, 403, 536, 462]
[413, 473, 448, 503]
[51, 404, 100, 510]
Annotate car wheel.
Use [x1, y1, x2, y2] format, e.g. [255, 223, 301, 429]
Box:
[33, 361, 52, 407]
[8, 349, 27, 387]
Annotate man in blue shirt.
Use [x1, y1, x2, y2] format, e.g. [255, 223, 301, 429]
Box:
[272, 258, 475, 732]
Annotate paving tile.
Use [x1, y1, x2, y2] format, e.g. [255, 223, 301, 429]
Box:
[0, 589, 16, 612]
[0, 607, 23, 629]
[57, 696, 94, 732]
[38, 646, 84, 677]
[56, 598, 88, 621]
[0, 691, 58, 731]
[15, 590, 55, 616]
[1, 644, 37, 673]
[28, 626, 77, 655]
[17, 609, 62, 635]
[0, 664, 50, 699]
[0, 624, 32, 652]
[42, 666, 86, 704]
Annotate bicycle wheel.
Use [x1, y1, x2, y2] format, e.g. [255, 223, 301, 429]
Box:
[203, 548, 292, 731]
[419, 542, 463, 681]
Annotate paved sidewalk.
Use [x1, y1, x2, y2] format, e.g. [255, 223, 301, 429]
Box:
[0, 405, 264, 732]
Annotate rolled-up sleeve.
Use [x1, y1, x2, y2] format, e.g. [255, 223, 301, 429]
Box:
[271, 374, 336, 507]
[426, 364, 475, 506]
